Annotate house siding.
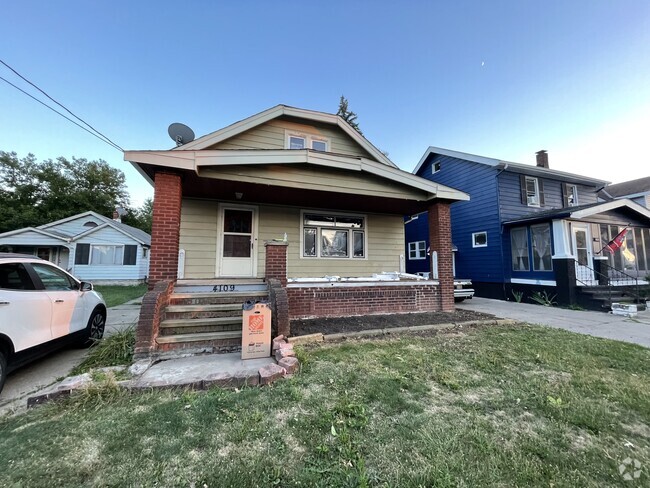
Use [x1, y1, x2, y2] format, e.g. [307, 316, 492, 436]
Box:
[178, 198, 405, 279]
[210, 118, 374, 159]
[72, 227, 148, 282]
[0, 230, 67, 248]
[414, 155, 502, 283]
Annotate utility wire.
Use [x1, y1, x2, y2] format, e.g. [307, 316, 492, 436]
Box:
[0, 75, 123, 152]
[0, 59, 124, 151]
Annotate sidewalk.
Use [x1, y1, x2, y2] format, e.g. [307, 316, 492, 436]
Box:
[458, 297, 650, 348]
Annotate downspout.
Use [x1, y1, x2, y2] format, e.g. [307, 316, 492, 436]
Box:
[495, 163, 508, 299]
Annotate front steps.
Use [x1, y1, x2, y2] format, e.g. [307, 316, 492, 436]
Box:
[576, 285, 647, 312]
[156, 281, 268, 353]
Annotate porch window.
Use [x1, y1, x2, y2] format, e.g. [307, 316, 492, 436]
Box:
[408, 241, 426, 260]
[511, 227, 530, 271]
[531, 224, 552, 271]
[302, 212, 365, 259]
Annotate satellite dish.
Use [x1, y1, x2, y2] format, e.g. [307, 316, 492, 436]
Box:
[168, 123, 195, 146]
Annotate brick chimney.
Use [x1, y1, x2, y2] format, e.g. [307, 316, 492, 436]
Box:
[536, 150, 549, 169]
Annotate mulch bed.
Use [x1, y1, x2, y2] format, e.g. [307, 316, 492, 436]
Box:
[290, 309, 498, 336]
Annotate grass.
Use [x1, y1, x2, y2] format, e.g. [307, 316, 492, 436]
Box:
[1, 324, 649, 487]
[70, 327, 135, 376]
[94, 284, 147, 308]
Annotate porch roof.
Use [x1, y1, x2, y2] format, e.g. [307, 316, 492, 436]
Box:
[124, 149, 469, 214]
[503, 199, 650, 226]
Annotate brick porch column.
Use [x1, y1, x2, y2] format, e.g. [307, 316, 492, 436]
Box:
[428, 201, 454, 312]
[148, 171, 182, 288]
[264, 241, 288, 286]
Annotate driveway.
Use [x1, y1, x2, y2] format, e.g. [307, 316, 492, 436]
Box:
[458, 297, 650, 348]
[0, 300, 141, 414]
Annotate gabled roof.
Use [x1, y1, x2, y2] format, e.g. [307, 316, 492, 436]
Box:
[599, 176, 650, 200]
[0, 226, 71, 241]
[414, 146, 609, 187]
[503, 199, 650, 225]
[173, 104, 398, 168]
[38, 211, 151, 245]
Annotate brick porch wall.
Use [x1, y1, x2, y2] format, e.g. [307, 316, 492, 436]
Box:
[428, 201, 455, 312]
[134, 280, 174, 359]
[286, 284, 442, 319]
[149, 171, 182, 288]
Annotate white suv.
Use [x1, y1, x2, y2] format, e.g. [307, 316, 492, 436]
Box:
[0, 253, 106, 393]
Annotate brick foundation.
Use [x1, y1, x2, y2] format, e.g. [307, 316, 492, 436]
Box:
[268, 278, 290, 337]
[134, 280, 174, 359]
[428, 201, 454, 312]
[149, 171, 182, 288]
[287, 283, 442, 319]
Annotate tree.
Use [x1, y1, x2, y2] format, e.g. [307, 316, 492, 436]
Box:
[336, 95, 363, 135]
[0, 151, 130, 233]
[122, 198, 153, 234]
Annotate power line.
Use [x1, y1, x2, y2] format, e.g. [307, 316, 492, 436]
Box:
[0, 59, 124, 151]
[0, 75, 123, 152]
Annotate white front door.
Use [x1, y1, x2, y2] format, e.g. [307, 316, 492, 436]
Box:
[572, 224, 594, 284]
[218, 205, 258, 278]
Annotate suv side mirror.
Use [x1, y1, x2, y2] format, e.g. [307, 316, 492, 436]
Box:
[80, 282, 93, 292]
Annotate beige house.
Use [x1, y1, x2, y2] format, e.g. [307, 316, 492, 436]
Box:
[125, 105, 468, 357]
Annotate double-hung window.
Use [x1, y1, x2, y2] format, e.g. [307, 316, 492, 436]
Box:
[408, 241, 426, 260]
[286, 131, 330, 152]
[302, 212, 365, 258]
[525, 177, 540, 206]
[75, 243, 138, 265]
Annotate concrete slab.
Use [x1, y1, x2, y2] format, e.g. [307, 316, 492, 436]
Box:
[458, 297, 650, 348]
[132, 353, 275, 389]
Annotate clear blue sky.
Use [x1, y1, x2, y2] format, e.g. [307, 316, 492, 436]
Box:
[2, 1, 649, 207]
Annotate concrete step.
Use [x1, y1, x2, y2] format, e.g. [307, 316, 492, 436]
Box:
[161, 323, 241, 335]
[156, 330, 242, 345]
[165, 303, 242, 313]
[170, 291, 268, 306]
[160, 316, 241, 328]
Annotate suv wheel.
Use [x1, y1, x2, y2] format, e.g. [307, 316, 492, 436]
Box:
[78, 309, 106, 348]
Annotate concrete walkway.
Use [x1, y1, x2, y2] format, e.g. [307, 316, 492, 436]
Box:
[458, 297, 650, 348]
[0, 299, 142, 413]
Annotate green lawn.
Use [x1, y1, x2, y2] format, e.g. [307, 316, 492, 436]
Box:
[1, 324, 649, 487]
[94, 284, 147, 308]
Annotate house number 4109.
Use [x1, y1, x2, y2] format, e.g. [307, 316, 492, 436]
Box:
[212, 285, 236, 292]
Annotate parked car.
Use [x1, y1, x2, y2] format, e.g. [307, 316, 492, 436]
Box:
[0, 253, 106, 394]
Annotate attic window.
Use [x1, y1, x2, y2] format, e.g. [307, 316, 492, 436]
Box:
[83, 221, 98, 228]
[286, 131, 330, 152]
[432, 162, 441, 174]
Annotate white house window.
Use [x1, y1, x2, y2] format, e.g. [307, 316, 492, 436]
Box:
[432, 161, 441, 174]
[91, 245, 124, 265]
[312, 140, 327, 151]
[511, 227, 530, 271]
[302, 212, 365, 258]
[408, 241, 426, 260]
[286, 131, 330, 152]
[525, 177, 540, 206]
[472, 232, 487, 248]
[289, 136, 305, 150]
[567, 185, 578, 206]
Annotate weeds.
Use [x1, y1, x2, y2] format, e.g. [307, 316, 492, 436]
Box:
[530, 290, 557, 307]
[71, 326, 135, 375]
[511, 289, 524, 303]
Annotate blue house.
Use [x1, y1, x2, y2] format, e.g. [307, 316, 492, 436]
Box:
[407, 147, 650, 309]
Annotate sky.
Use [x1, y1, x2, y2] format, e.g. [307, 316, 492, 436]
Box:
[1, 1, 649, 208]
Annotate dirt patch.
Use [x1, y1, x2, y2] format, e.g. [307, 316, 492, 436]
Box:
[291, 309, 497, 336]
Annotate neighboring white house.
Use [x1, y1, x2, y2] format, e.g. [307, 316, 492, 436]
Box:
[0, 211, 150, 284]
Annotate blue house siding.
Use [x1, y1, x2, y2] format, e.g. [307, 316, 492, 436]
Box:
[414, 155, 502, 282]
[404, 213, 430, 274]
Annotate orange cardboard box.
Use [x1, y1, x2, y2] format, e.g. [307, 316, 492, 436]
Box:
[241, 302, 272, 359]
